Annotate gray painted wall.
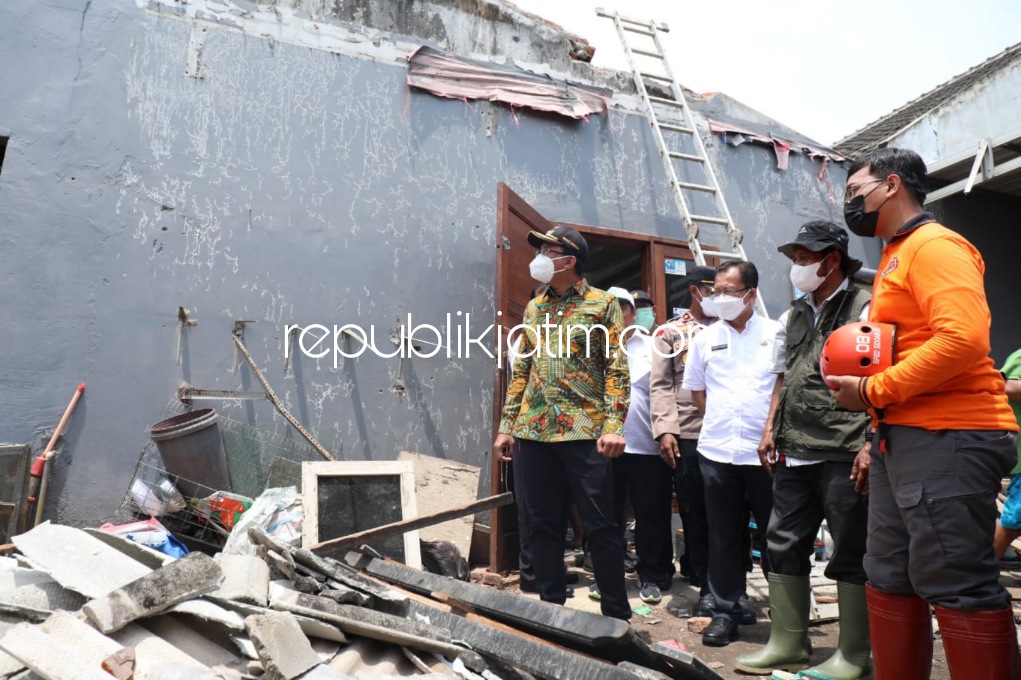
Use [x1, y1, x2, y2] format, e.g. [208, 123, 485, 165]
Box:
[0, 0, 856, 526]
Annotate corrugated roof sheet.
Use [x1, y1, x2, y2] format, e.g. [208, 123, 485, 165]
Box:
[835, 42, 1021, 157]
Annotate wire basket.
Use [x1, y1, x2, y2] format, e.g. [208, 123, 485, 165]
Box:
[116, 401, 338, 551]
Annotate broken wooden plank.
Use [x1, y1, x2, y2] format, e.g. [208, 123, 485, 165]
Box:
[84, 553, 224, 633]
[400, 598, 636, 680]
[307, 493, 513, 556]
[395, 582, 606, 664]
[345, 552, 631, 647]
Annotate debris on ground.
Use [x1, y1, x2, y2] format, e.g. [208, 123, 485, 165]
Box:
[0, 517, 728, 680]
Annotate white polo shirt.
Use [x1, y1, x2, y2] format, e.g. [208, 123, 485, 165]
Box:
[682, 313, 781, 466]
[622, 332, 658, 456]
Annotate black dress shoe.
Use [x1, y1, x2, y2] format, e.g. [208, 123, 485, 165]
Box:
[702, 615, 739, 647]
[692, 592, 715, 618]
[735, 594, 757, 625]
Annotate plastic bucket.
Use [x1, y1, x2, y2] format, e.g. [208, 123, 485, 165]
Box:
[149, 409, 231, 498]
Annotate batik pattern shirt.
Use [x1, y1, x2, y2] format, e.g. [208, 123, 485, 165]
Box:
[499, 280, 630, 442]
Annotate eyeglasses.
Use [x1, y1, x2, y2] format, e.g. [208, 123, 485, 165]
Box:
[844, 178, 884, 203]
[538, 246, 569, 257]
[710, 287, 748, 298]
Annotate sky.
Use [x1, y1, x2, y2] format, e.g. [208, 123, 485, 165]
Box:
[505, 0, 1021, 146]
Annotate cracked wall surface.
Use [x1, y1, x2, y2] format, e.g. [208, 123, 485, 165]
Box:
[0, 0, 858, 525]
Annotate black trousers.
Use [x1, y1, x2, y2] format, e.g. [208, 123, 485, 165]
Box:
[699, 454, 773, 617]
[766, 460, 868, 584]
[675, 438, 710, 593]
[516, 438, 630, 619]
[510, 445, 535, 587]
[612, 453, 675, 585]
[865, 426, 1017, 610]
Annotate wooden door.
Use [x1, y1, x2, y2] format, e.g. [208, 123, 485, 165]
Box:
[651, 244, 696, 325]
[490, 183, 553, 573]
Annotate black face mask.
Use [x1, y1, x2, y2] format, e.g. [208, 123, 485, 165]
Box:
[843, 191, 890, 238]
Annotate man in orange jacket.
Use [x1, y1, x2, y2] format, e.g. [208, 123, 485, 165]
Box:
[827, 147, 1021, 680]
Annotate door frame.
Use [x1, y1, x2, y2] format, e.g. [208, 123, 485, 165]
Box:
[489, 185, 717, 572]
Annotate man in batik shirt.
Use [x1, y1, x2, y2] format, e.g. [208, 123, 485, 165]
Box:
[493, 225, 632, 620]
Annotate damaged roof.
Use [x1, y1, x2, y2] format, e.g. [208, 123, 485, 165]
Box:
[836, 41, 1021, 157]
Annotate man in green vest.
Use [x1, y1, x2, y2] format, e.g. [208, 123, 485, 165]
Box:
[735, 221, 873, 679]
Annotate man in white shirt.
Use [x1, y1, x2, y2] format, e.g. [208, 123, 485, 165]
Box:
[682, 260, 780, 647]
[603, 287, 674, 606]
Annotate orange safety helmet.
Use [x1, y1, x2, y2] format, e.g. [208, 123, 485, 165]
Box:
[820, 322, 896, 380]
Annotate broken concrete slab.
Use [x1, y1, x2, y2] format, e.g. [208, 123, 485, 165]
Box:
[263, 548, 324, 594]
[245, 611, 321, 680]
[327, 638, 435, 677]
[219, 583, 348, 643]
[649, 642, 727, 680]
[0, 611, 121, 680]
[271, 577, 370, 612]
[270, 590, 448, 644]
[109, 623, 216, 679]
[12, 523, 150, 598]
[0, 647, 24, 678]
[347, 552, 631, 647]
[310, 637, 341, 664]
[169, 597, 246, 630]
[396, 451, 480, 554]
[0, 622, 113, 680]
[249, 530, 407, 615]
[84, 552, 224, 634]
[85, 529, 175, 570]
[0, 560, 87, 613]
[228, 634, 259, 660]
[277, 601, 483, 672]
[297, 666, 355, 680]
[213, 554, 270, 606]
[122, 614, 245, 670]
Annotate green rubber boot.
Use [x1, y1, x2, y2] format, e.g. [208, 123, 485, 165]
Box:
[797, 582, 872, 680]
[734, 573, 812, 675]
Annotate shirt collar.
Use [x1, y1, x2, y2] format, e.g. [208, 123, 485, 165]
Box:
[726, 309, 759, 334]
[543, 278, 589, 301]
[806, 277, 850, 313]
[890, 212, 936, 242]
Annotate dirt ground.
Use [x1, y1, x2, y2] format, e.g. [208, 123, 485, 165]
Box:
[508, 560, 982, 680]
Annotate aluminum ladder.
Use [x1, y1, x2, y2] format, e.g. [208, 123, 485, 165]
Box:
[597, 8, 768, 317]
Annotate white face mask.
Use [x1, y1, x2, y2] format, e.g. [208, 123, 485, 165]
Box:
[694, 290, 717, 319]
[789, 261, 831, 294]
[528, 253, 570, 284]
[712, 292, 750, 321]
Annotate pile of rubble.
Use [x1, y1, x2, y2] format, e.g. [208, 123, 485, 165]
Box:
[0, 522, 722, 680]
